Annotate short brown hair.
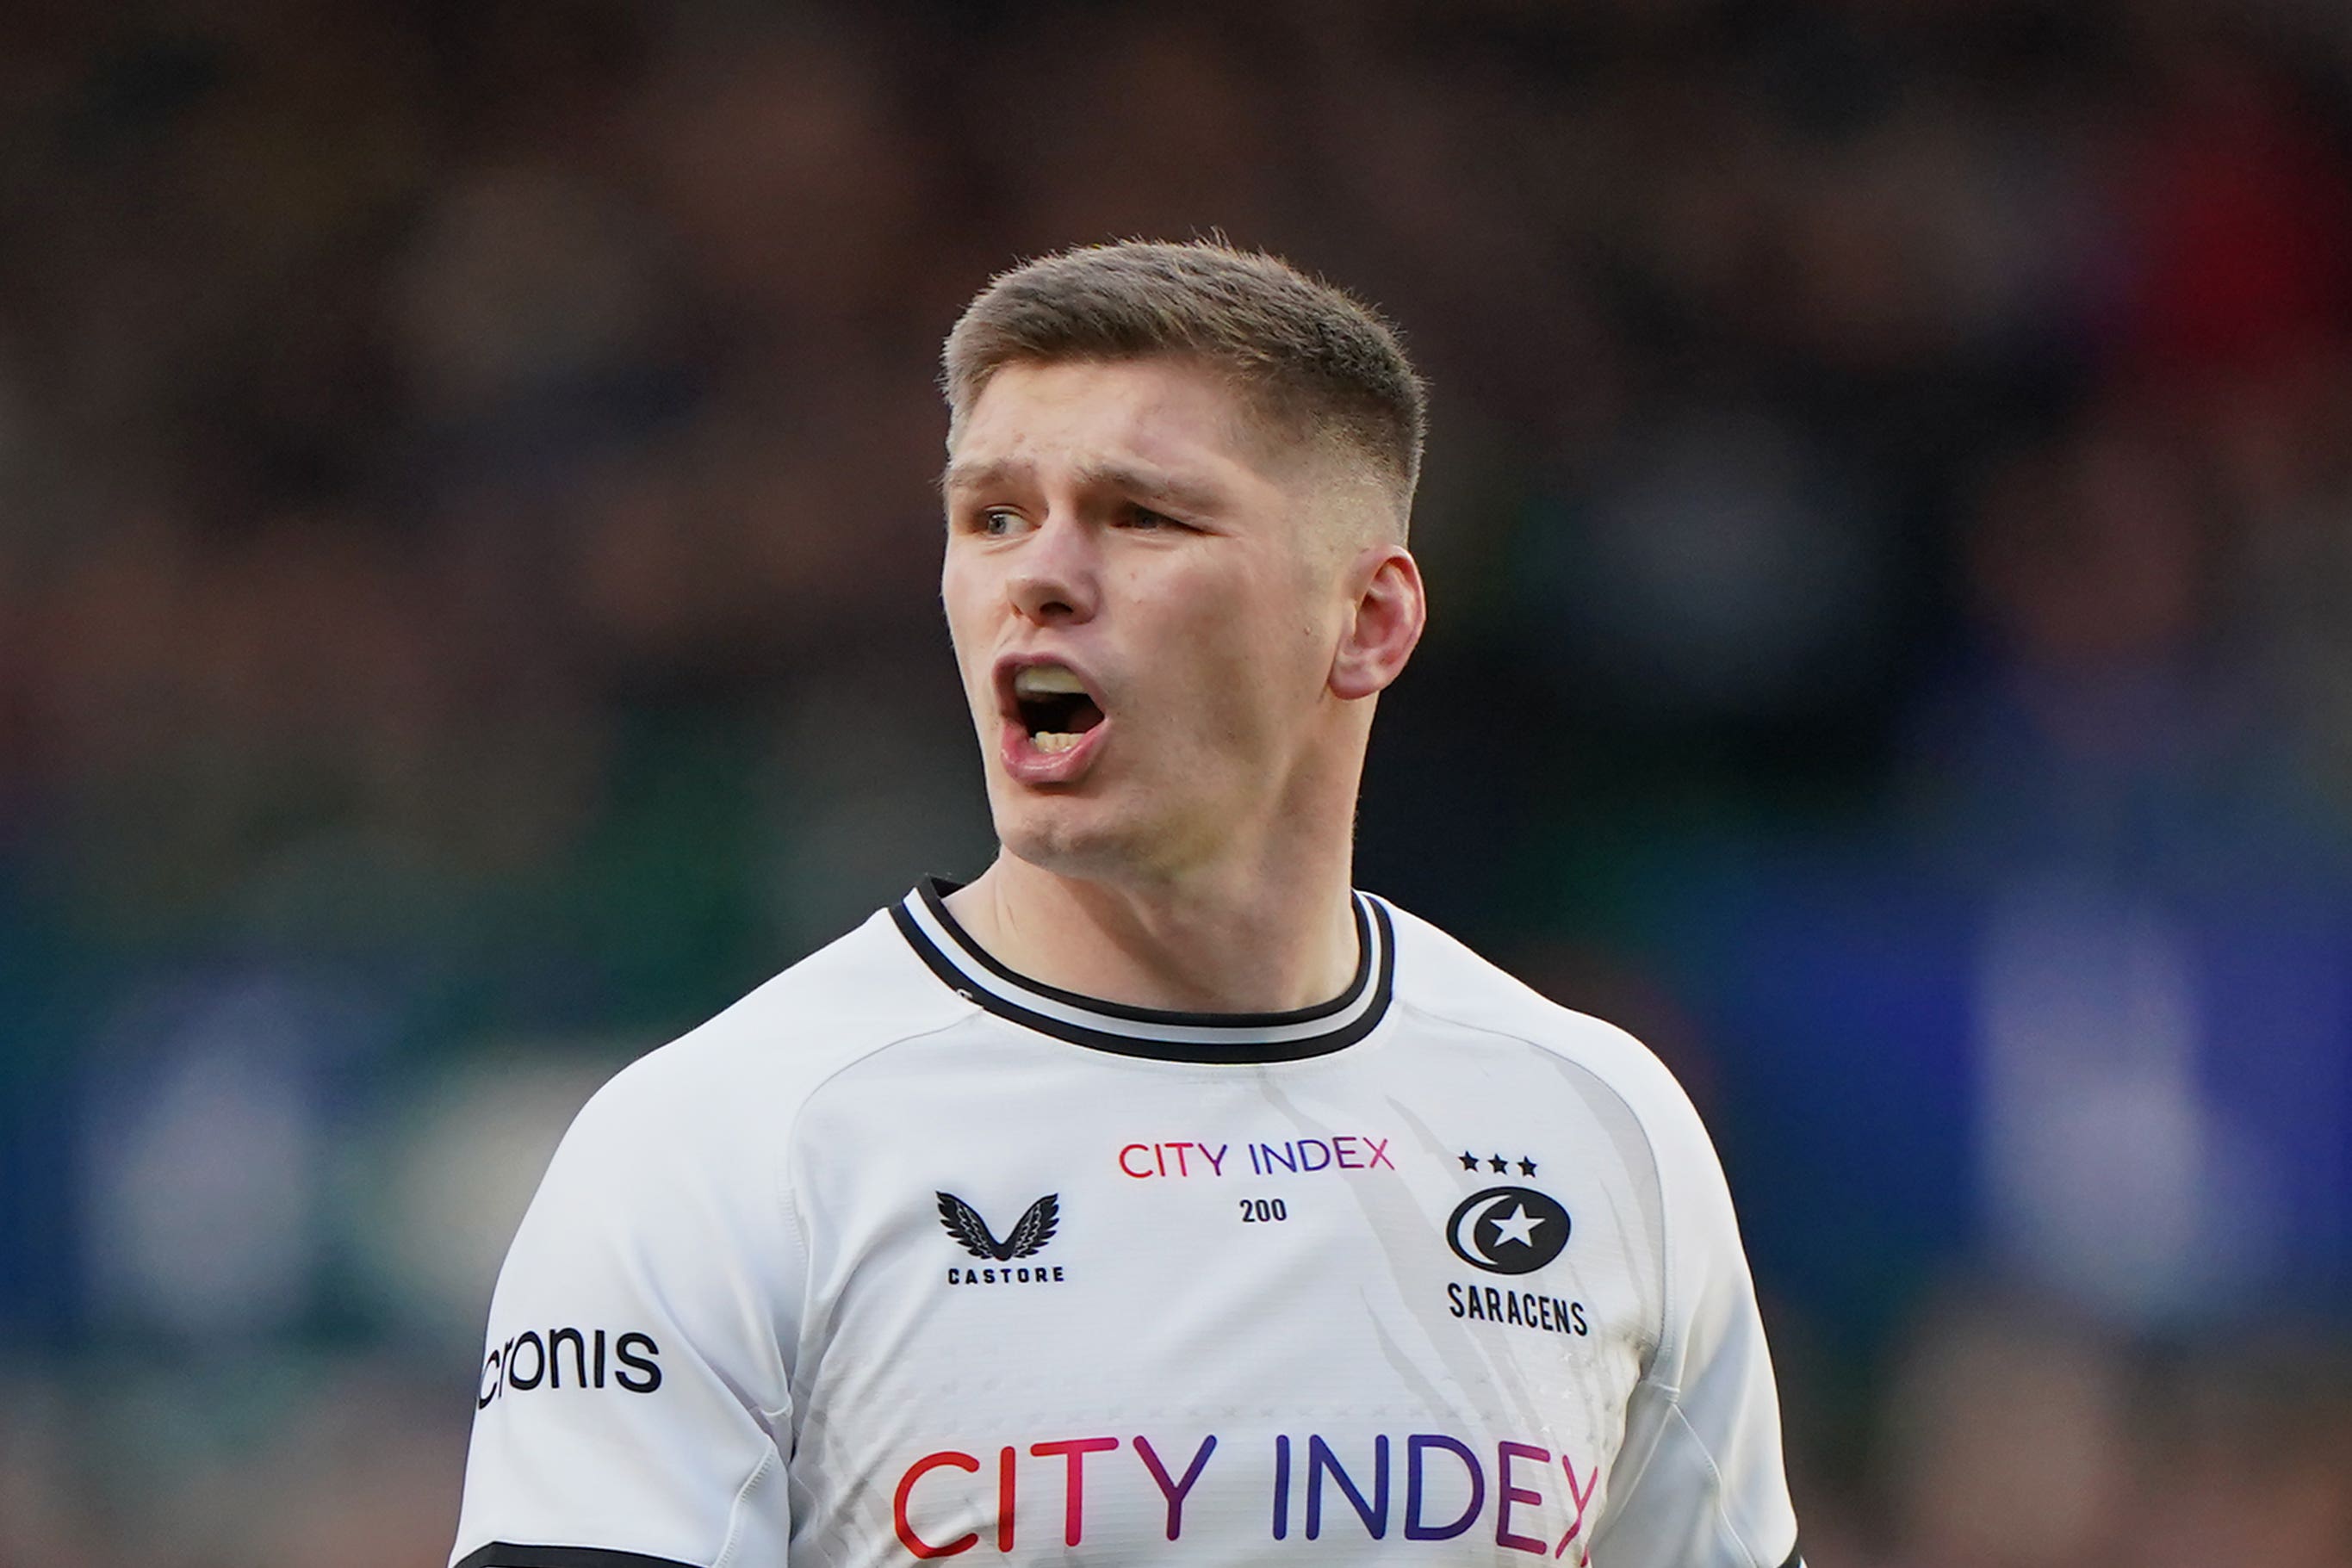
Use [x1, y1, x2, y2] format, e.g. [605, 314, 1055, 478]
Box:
[941, 240, 1426, 527]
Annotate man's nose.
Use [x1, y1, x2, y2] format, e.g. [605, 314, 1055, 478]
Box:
[1006, 515, 1098, 624]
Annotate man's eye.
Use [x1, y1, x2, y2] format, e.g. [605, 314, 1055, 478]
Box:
[977, 509, 1020, 536]
[1120, 505, 1175, 530]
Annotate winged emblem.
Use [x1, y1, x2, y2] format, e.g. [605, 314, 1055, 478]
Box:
[936, 1192, 1060, 1261]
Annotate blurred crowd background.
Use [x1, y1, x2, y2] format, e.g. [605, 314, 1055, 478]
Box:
[3, 0, 2351, 1563]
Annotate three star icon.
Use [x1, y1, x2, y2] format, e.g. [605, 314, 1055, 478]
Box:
[1458, 1150, 1539, 1176]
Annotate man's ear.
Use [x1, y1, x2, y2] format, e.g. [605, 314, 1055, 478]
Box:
[1330, 545, 1426, 701]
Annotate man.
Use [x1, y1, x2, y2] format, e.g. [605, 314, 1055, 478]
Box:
[450, 241, 1803, 1568]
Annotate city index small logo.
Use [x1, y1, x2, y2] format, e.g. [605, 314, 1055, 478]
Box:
[938, 1192, 1067, 1286]
[1116, 1137, 1396, 1178]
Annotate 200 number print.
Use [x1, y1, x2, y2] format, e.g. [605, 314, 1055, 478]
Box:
[1239, 1199, 1288, 1223]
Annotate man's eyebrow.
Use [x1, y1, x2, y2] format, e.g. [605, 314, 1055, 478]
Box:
[939, 456, 1229, 516]
[940, 456, 1024, 500]
[1075, 462, 1230, 516]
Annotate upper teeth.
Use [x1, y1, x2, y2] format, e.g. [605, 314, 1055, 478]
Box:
[1014, 665, 1086, 697]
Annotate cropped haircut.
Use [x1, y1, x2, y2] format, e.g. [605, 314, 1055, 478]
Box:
[941, 240, 1427, 530]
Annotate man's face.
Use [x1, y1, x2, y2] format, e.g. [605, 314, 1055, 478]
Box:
[940, 356, 1364, 883]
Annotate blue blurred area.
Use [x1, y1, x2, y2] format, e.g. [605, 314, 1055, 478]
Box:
[3, 1, 2352, 1563]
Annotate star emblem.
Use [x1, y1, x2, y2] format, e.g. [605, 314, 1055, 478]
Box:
[1518, 1156, 1538, 1176]
[1488, 1154, 1509, 1173]
[1488, 1204, 1545, 1249]
[1459, 1151, 1480, 1171]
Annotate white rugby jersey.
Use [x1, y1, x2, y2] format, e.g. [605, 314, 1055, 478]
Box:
[451, 883, 1802, 1568]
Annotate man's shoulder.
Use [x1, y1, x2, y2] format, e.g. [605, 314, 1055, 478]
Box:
[1375, 896, 1707, 1140]
[568, 901, 971, 1151]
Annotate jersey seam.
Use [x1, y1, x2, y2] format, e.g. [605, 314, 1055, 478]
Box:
[772, 1006, 984, 1438]
[774, 1009, 984, 1259]
[1664, 1399, 1770, 1568]
[708, 1443, 779, 1568]
[1592, 1379, 1678, 1541]
[1387, 992, 1678, 1379]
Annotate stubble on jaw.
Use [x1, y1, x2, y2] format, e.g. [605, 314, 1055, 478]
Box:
[986, 772, 1224, 891]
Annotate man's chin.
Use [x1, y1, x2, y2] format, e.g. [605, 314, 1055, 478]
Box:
[996, 819, 1133, 882]
[991, 797, 1170, 884]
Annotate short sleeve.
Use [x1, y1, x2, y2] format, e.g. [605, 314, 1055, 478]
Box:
[1592, 1098, 1801, 1568]
[450, 1056, 798, 1568]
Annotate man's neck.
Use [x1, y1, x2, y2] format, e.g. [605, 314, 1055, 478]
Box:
[940, 852, 1362, 1015]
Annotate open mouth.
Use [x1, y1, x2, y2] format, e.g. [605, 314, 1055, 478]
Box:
[1009, 665, 1106, 753]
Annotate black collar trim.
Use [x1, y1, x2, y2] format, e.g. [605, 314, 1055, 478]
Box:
[891, 878, 1393, 1062]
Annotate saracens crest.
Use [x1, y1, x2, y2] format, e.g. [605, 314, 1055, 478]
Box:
[1446, 1186, 1571, 1275]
